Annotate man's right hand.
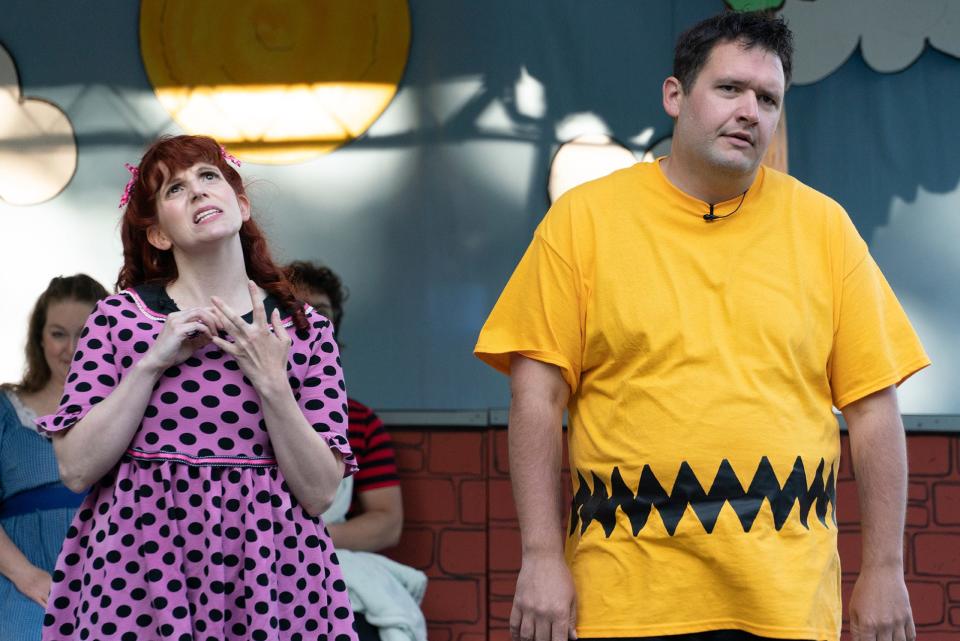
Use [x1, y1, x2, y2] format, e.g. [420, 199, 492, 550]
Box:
[510, 551, 577, 641]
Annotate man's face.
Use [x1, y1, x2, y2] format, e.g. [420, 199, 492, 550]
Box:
[668, 40, 785, 176]
[304, 288, 335, 322]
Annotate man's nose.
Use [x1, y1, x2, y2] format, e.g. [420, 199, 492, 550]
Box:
[737, 93, 760, 124]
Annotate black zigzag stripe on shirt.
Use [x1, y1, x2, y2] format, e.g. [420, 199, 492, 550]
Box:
[569, 456, 836, 538]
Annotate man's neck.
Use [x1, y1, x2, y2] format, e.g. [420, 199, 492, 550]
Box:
[660, 154, 757, 204]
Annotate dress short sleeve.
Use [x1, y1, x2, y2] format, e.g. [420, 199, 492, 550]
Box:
[36, 300, 121, 434]
[294, 315, 358, 477]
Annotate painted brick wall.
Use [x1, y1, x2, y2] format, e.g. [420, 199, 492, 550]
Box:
[383, 431, 489, 641]
[382, 430, 960, 641]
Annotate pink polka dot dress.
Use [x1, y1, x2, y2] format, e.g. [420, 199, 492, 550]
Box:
[37, 285, 359, 641]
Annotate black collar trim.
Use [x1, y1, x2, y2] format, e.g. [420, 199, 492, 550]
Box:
[125, 283, 291, 326]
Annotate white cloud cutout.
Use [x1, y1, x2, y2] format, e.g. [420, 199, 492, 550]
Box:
[548, 134, 638, 202]
[0, 44, 77, 205]
[869, 186, 960, 413]
[548, 116, 671, 202]
[782, 0, 960, 84]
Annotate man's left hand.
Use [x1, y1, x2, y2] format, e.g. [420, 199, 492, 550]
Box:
[848, 566, 915, 641]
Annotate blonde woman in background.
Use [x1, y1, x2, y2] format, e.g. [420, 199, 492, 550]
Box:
[0, 274, 108, 641]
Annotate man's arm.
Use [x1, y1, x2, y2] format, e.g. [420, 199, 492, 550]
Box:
[842, 385, 915, 641]
[327, 486, 403, 551]
[508, 354, 576, 641]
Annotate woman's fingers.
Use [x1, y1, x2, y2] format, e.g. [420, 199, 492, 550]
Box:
[190, 307, 223, 333]
[210, 296, 248, 335]
[249, 280, 268, 327]
[270, 308, 289, 343]
[170, 307, 221, 337]
[210, 335, 240, 356]
[183, 321, 213, 339]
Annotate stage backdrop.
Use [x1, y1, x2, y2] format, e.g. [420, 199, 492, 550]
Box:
[1, 0, 958, 414]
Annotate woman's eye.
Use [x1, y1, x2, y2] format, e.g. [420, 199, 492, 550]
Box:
[202, 171, 219, 180]
[167, 183, 182, 196]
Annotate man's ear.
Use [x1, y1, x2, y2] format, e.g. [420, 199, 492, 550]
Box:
[238, 194, 251, 222]
[662, 76, 683, 119]
[147, 224, 172, 251]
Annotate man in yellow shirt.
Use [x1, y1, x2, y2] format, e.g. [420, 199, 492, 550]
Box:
[475, 11, 928, 641]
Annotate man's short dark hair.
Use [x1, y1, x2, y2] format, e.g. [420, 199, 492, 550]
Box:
[673, 11, 793, 91]
[283, 260, 349, 332]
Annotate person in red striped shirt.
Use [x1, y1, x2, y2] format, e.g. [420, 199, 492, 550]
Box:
[284, 261, 404, 554]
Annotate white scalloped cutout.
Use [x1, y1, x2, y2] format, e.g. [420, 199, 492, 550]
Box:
[0, 44, 77, 205]
[783, 0, 960, 85]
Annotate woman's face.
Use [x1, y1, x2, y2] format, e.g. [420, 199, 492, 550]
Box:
[147, 161, 250, 254]
[42, 298, 94, 386]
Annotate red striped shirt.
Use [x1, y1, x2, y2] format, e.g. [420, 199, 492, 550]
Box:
[347, 398, 400, 496]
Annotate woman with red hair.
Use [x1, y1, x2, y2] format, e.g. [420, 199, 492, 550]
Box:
[37, 135, 357, 641]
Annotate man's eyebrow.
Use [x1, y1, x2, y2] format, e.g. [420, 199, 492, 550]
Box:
[716, 76, 783, 96]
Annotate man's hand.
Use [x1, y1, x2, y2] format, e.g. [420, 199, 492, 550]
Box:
[848, 565, 915, 641]
[510, 551, 577, 641]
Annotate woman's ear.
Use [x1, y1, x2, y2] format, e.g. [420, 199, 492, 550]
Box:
[146, 224, 172, 251]
[238, 194, 251, 222]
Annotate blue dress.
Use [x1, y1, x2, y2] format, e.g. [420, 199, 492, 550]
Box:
[0, 390, 81, 641]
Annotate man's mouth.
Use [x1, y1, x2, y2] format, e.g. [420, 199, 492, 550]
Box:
[723, 132, 754, 145]
[194, 207, 222, 224]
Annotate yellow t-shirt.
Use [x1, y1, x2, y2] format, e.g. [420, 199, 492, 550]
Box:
[475, 161, 929, 641]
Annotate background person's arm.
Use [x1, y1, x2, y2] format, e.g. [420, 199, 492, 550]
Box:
[842, 385, 916, 641]
[327, 486, 403, 551]
[508, 354, 576, 641]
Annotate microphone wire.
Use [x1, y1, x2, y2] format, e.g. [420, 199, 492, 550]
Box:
[703, 189, 748, 222]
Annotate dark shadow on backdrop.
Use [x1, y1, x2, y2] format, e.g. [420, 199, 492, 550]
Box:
[788, 47, 960, 244]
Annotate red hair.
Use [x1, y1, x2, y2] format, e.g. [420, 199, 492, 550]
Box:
[116, 135, 306, 329]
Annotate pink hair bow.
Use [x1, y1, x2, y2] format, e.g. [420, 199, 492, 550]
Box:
[118, 163, 139, 209]
[220, 145, 242, 168]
